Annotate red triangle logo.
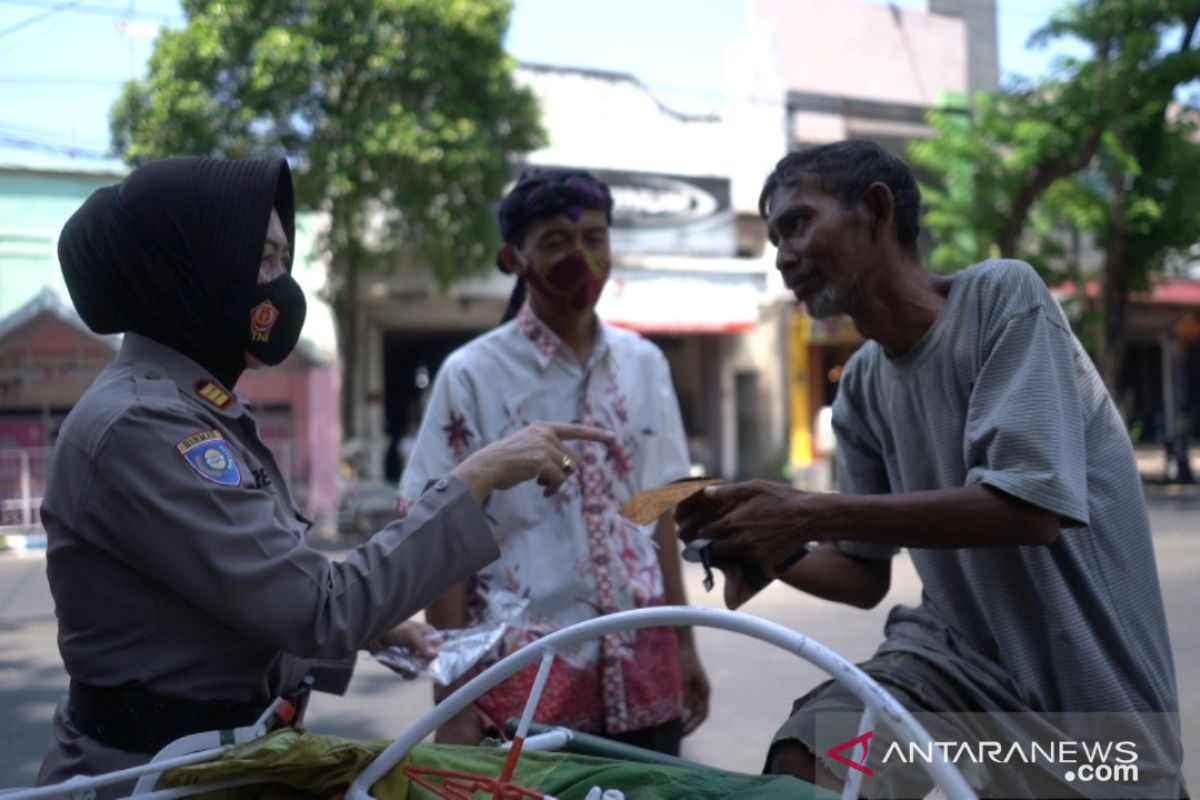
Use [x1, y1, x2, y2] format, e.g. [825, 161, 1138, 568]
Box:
[827, 730, 874, 776]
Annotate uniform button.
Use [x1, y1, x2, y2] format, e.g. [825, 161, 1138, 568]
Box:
[434, 478, 449, 492]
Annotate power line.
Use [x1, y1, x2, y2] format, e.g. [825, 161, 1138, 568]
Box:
[0, 0, 84, 40]
[0, 0, 179, 23]
[0, 126, 110, 152]
[0, 116, 110, 142]
[0, 131, 109, 158]
[0, 73, 127, 84]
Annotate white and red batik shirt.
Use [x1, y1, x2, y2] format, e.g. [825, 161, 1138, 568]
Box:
[398, 304, 691, 734]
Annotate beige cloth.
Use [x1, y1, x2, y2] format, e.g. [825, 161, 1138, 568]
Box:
[618, 478, 722, 525]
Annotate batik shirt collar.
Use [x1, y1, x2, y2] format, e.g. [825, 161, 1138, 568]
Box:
[515, 303, 613, 371]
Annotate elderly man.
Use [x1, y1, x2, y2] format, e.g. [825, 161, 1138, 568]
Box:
[677, 140, 1184, 798]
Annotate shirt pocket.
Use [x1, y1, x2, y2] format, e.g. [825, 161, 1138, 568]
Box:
[620, 413, 667, 491]
[227, 441, 298, 525]
[490, 481, 570, 542]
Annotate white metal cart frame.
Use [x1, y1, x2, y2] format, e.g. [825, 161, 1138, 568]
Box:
[4, 606, 977, 800]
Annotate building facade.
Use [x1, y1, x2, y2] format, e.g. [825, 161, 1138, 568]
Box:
[348, 2, 1003, 486]
[0, 167, 341, 530]
[351, 63, 789, 483]
[744, 0, 1196, 478]
[738, 0, 1000, 485]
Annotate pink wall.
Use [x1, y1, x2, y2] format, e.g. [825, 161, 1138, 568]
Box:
[1, 315, 341, 527]
[305, 363, 340, 523]
[0, 419, 44, 449]
[237, 355, 340, 524]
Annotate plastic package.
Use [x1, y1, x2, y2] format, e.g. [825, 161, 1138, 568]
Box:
[373, 591, 529, 686]
[584, 788, 626, 800]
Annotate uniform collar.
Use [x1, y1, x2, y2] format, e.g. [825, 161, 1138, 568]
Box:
[515, 303, 612, 371]
[120, 332, 248, 417]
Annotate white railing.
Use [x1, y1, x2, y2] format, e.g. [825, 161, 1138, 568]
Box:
[0, 443, 311, 532]
[0, 448, 50, 531]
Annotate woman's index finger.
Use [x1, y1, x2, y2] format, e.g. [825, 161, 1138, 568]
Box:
[549, 423, 616, 443]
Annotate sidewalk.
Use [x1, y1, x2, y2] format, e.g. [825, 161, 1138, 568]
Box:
[0, 529, 46, 557]
[1134, 443, 1200, 503]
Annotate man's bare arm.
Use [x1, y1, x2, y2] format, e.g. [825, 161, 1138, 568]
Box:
[824, 484, 1060, 548]
[777, 544, 892, 609]
[687, 482, 1058, 569]
[654, 511, 711, 734]
[426, 581, 482, 742]
[679, 482, 1058, 610]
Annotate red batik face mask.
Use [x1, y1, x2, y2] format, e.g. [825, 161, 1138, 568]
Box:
[523, 249, 611, 313]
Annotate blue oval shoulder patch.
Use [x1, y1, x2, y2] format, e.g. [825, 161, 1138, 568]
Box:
[176, 429, 241, 486]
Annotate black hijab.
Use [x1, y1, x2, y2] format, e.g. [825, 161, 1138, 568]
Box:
[59, 157, 295, 388]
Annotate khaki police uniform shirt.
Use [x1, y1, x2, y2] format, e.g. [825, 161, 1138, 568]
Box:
[37, 333, 499, 794]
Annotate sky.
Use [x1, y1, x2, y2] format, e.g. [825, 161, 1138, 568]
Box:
[0, 0, 1077, 171]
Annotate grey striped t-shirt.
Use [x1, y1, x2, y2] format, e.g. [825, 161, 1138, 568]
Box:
[832, 259, 1178, 715]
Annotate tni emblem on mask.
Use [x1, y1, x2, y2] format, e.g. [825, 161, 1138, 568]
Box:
[251, 299, 280, 342]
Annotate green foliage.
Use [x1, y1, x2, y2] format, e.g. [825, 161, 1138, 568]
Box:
[909, 94, 1011, 272]
[909, 76, 1114, 279]
[912, 0, 1200, 266]
[910, 0, 1200, 386]
[110, 0, 544, 285]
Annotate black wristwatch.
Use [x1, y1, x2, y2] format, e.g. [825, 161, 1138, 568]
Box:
[683, 539, 810, 593]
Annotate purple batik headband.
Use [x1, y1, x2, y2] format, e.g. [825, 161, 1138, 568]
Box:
[497, 168, 613, 250]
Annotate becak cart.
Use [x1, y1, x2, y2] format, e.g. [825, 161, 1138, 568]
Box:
[2, 607, 975, 800]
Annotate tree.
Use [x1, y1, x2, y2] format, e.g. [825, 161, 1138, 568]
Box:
[111, 0, 544, 434]
[910, 0, 1200, 396]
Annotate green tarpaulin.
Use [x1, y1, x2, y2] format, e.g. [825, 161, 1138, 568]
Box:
[160, 728, 834, 799]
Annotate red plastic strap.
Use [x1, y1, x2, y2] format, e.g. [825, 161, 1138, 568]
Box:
[274, 700, 296, 726]
[401, 765, 545, 800]
[499, 736, 525, 783]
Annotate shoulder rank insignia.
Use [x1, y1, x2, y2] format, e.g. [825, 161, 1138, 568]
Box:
[176, 429, 241, 486]
[195, 380, 233, 410]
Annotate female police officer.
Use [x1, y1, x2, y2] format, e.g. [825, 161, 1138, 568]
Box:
[36, 157, 609, 796]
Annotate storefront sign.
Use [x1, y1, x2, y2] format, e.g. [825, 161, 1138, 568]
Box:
[515, 166, 736, 257]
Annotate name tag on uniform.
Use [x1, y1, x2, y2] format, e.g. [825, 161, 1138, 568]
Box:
[176, 429, 241, 486]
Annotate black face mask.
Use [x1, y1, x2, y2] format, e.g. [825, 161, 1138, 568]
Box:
[230, 274, 307, 366]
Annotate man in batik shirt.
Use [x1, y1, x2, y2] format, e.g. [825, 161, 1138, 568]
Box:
[398, 168, 709, 755]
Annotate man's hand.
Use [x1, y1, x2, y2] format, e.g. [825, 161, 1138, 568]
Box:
[678, 639, 710, 736]
[673, 485, 741, 544]
[365, 620, 442, 678]
[435, 706, 485, 746]
[675, 480, 825, 581]
[368, 620, 440, 657]
[716, 561, 764, 610]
